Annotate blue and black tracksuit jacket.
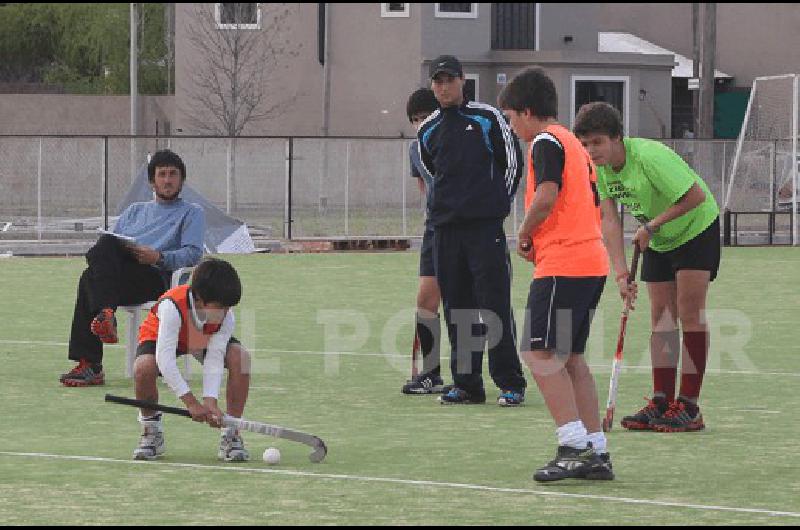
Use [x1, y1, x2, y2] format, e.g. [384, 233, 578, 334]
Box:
[416, 101, 523, 227]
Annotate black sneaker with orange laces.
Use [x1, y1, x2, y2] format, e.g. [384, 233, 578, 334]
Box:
[61, 360, 105, 387]
[90, 308, 118, 344]
[651, 398, 705, 433]
[620, 396, 669, 431]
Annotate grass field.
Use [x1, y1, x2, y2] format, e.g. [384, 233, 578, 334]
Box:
[1, 248, 799, 525]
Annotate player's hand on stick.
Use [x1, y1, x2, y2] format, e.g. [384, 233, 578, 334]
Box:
[204, 398, 225, 429]
[632, 225, 652, 253]
[183, 395, 210, 424]
[616, 272, 638, 310]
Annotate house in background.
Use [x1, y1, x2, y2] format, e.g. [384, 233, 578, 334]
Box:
[173, 3, 674, 138]
[596, 3, 800, 138]
[5, 4, 796, 139]
[597, 31, 733, 138]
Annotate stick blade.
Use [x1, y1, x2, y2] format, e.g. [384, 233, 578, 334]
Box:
[309, 439, 327, 463]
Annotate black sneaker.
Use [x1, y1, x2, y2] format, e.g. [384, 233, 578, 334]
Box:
[587, 452, 615, 480]
[533, 445, 613, 482]
[438, 387, 486, 405]
[402, 374, 446, 395]
[620, 396, 669, 431]
[651, 399, 705, 433]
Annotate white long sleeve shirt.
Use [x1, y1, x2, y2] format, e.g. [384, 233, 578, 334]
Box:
[154, 300, 235, 400]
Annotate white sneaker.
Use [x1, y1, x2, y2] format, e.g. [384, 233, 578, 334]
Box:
[218, 428, 250, 462]
[133, 420, 165, 461]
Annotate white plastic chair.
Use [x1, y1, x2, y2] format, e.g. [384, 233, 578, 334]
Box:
[120, 267, 194, 378]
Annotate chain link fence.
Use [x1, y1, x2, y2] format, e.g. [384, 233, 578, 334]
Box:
[1, 135, 755, 247]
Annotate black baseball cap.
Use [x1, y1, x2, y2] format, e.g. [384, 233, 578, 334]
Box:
[429, 55, 463, 79]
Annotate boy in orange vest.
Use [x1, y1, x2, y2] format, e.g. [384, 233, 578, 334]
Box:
[133, 258, 252, 462]
[498, 68, 614, 482]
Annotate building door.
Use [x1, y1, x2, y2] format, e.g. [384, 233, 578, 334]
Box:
[571, 76, 629, 133]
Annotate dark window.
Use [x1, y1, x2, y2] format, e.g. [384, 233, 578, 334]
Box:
[492, 3, 537, 50]
[464, 78, 477, 102]
[574, 80, 624, 123]
[219, 3, 258, 25]
[438, 3, 473, 14]
[387, 3, 406, 11]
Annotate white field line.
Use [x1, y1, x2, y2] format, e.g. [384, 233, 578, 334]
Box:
[2, 339, 800, 377]
[0, 452, 798, 520]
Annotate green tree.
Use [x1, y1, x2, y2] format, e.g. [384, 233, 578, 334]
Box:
[0, 3, 60, 83]
[0, 3, 169, 94]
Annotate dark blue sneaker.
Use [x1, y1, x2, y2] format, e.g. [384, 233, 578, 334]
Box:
[438, 387, 486, 405]
[497, 390, 525, 407]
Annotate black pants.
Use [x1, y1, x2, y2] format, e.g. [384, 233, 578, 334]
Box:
[433, 220, 527, 394]
[68, 235, 167, 364]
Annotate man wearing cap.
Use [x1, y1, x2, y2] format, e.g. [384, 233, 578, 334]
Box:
[417, 55, 528, 406]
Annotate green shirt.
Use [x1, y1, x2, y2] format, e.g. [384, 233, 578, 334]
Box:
[596, 138, 720, 252]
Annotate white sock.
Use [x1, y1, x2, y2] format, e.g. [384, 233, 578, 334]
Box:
[557, 420, 588, 450]
[587, 432, 608, 455]
[138, 411, 163, 430]
[222, 426, 239, 437]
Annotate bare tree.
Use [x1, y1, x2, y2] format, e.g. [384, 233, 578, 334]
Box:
[183, 3, 299, 212]
[184, 3, 297, 135]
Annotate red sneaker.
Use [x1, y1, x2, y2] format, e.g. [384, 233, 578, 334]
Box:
[90, 308, 118, 344]
[59, 359, 89, 383]
[61, 361, 105, 387]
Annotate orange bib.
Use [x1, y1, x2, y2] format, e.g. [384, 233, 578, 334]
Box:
[525, 124, 609, 278]
[138, 285, 221, 352]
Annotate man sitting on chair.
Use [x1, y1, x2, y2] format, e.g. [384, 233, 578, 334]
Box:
[60, 149, 205, 387]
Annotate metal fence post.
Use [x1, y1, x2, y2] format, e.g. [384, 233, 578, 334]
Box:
[37, 137, 43, 241]
[401, 140, 407, 238]
[285, 137, 294, 240]
[226, 137, 232, 215]
[721, 141, 726, 209]
[345, 141, 350, 238]
[103, 136, 109, 230]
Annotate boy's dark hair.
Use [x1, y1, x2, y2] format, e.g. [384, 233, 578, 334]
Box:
[406, 88, 439, 122]
[191, 258, 242, 307]
[497, 67, 558, 119]
[574, 101, 624, 139]
[148, 150, 186, 182]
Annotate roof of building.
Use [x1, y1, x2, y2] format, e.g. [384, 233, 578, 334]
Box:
[599, 32, 732, 79]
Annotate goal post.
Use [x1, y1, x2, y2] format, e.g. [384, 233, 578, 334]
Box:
[725, 74, 799, 246]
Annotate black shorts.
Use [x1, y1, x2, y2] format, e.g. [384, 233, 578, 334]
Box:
[136, 336, 241, 366]
[521, 276, 606, 356]
[641, 217, 721, 283]
[419, 226, 435, 277]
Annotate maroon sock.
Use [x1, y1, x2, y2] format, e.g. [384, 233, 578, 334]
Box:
[679, 331, 709, 401]
[651, 330, 680, 402]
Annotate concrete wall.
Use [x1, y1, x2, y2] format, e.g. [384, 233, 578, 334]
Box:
[538, 3, 599, 52]
[421, 3, 491, 58]
[0, 95, 173, 135]
[326, 3, 424, 137]
[596, 3, 800, 87]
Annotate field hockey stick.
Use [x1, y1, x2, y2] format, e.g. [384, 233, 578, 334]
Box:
[105, 394, 327, 463]
[602, 245, 641, 433]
